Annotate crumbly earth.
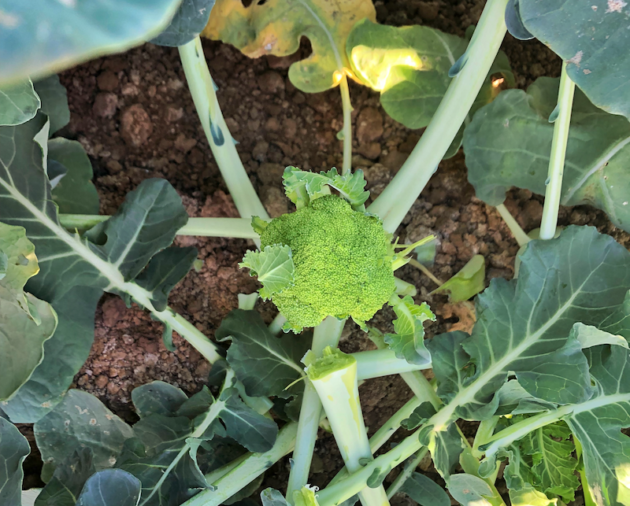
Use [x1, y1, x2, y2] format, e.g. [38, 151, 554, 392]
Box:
[18, 0, 630, 503]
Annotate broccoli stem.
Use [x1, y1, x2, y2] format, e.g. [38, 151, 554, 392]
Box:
[268, 312, 288, 335]
[309, 348, 390, 506]
[367, 0, 509, 233]
[286, 317, 346, 501]
[179, 38, 269, 224]
[574, 437, 598, 506]
[540, 62, 576, 240]
[495, 204, 531, 247]
[355, 349, 431, 379]
[58, 214, 259, 239]
[339, 73, 353, 175]
[183, 422, 299, 506]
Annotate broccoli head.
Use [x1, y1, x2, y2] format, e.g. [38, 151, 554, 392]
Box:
[256, 195, 396, 330]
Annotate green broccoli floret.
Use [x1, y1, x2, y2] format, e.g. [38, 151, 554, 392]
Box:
[258, 195, 396, 330]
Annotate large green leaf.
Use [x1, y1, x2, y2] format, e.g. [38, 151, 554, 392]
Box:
[216, 310, 309, 398]
[0, 418, 30, 506]
[35, 448, 96, 506]
[218, 388, 278, 453]
[33, 75, 70, 136]
[76, 469, 141, 506]
[346, 19, 514, 136]
[204, 0, 376, 93]
[399, 472, 450, 506]
[0, 0, 183, 86]
[464, 77, 630, 233]
[47, 139, 100, 215]
[0, 80, 40, 126]
[0, 118, 194, 421]
[152, 0, 216, 47]
[131, 381, 189, 419]
[428, 226, 630, 420]
[565, 345, 630, 506]
[0, 223, 57, 401]
[519, 0, 630, 119]
[34, 390, 133, 480]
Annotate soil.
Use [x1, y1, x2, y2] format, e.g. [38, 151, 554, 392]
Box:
[19, 0, 630, 504]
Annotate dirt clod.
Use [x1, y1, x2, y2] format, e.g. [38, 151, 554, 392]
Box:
[120, 104, 153, 147]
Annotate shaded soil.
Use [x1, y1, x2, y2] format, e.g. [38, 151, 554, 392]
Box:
[23, 0, 630, 503]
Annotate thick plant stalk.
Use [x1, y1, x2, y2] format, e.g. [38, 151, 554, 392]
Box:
[58, 215, 258, 239]
[355, 349, 431, 379]
[367, 0, 510, 233]
[339, 73, 353, 175]
[539, 62, 576, 240]
[183, 422, 299, 506]
[495, 204, 531, 247]
[286, 317, 345, 501]
[309, 348, 390, 506]
[179, 37, 269, 223]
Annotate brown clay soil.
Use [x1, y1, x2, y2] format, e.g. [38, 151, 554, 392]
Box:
[20, 0, 630, 504]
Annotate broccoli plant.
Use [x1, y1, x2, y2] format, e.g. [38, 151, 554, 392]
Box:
[2, 0, 630, 506]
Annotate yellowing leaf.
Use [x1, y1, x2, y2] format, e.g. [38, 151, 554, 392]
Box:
[433, 255, 485, 303]
[203, 0, 375, 93]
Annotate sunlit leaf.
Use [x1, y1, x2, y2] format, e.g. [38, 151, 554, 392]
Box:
[433, 255, 485, 303]
[204, 0, 376, 93]
[240, 245, 295, 300]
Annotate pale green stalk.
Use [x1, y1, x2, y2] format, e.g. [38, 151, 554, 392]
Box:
[339, 74, 353, 175]
[286, 317, 346, 500]
[179, 38, 269, 223]
[539, 62, 576, 240]
[309, 351, 389, 506]
[495, 204, 530, 247]
[574, 437, 597, 506]
[385, 448, 429, 499]
[269, 312, 288, 335]
[58, 214, 258, 239]
[355, 349, 431, 380]
[367, 0, 509, 233]
[329, 396, 422, 487]
[472, 417, 499, 460]
[394, 277, 417, 296]
[183, 422, 299, 506]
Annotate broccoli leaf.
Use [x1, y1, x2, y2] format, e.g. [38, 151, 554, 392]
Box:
[282, 167, 369, 210]
[433, 255, 485, 303]
[75, 469, 141, 506]
[0, 0, 183, 85]
[204, 0, 376, 93]
[131, 381, 189, 419]
[519, 0, 630, 120]
[0, 223, 57, 401]
[401, 402, 437, 430]
[219, 388, 278, 453]
[35, 448, 96, 506]
[261, 488, 289, 506]
[47, 138, 100, 215]
[0, 118, 194, 421]
[217, 310, 309, 399]
[33, 75, 70, 135]
[448, 474, 494, 505]
[240, 245, 295, 300]
[385, 296, 434, 366]
[0, 80, 40, 126]
[519, 422, 579, 502]
[0, 418, 30, 506]
[464, 77, 630, 233]
[346, 19, 514, 153]
[133, 415, 193, 454]
[399, 472, 451, 506]
[565, 345, 630, 505]
[34, 390, 133, 481]
[151, 0, 215, 47]
[428, 226, 630, 420]
[570, 322, 628, 350]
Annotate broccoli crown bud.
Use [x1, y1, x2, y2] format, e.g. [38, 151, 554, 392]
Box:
[260, 195, 395, 330]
